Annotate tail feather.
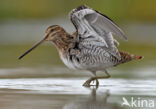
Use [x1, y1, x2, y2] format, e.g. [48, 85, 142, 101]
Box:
[119, 51, 143, 64]
[134, 55, 143, 60]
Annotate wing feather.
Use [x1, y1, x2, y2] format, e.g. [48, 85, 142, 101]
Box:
[70, 5, 126, 59]
[84, 11, 127, 40]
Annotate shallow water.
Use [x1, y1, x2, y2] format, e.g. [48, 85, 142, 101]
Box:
[0, 66, 156, 109]
[0, 79, 156, 109]
[0, 78, 156, 96]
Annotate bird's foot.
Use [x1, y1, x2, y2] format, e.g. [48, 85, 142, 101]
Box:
[83, 77, 99, 87]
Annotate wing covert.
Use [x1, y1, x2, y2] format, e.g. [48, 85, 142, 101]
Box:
[70, 5, 126, 59]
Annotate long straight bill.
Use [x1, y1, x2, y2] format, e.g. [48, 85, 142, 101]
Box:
[18, 36, 47, 59]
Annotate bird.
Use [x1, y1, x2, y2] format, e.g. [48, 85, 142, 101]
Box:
[18, 5, 142, 87]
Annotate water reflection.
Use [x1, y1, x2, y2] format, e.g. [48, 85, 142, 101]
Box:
[63, 87, 124, 109]
[0, 78, 156, 109]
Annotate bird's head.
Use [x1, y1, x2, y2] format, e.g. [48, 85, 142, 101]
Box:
[18, 25, 65, 59]
[44, 25, 65, 41]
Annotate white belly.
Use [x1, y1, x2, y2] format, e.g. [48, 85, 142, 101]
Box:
[60, 54, 76, 69]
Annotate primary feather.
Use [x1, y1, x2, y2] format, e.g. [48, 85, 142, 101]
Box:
[70, 5, 127, 60]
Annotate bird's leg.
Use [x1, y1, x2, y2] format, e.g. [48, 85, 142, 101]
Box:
[91, 71, 97, 84]
[83, 77, 99, 87]
[95, 70, 111, 79]
[83, 71, 99, 87]
[83, 70, 110, 87]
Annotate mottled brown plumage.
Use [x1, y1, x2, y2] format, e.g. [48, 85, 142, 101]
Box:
[114, 51, 142, 66]
[45, 26, 74, 56]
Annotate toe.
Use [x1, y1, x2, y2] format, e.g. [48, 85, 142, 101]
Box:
[96, 79, 99, 86]
[83, 80, 91, 87]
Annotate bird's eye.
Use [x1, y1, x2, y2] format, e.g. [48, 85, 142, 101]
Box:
[46, 28, 53, 33]
[50, 29, 54, 32]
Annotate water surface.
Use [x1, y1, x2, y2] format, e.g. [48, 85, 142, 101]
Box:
[0, 66, 156, 109]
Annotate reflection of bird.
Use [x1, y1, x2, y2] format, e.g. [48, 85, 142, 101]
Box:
[63, 88, 123, 109]
[122, 97, 130, 107]
[18, 5, 142, 87]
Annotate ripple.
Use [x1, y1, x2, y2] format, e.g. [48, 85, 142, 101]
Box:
[0, 78, 156, 96]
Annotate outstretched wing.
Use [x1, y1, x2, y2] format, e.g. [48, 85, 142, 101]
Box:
[70, 5, 127, 59]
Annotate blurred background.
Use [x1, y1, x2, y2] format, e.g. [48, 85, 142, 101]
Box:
[0, 0, 156, 80]
[0, 1, 156, 109]
[0, 0, 156, 78]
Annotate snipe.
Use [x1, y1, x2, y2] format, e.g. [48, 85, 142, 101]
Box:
[19, 5, 142, 87]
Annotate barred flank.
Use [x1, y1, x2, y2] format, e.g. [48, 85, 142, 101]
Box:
[119, 51, 143, 64]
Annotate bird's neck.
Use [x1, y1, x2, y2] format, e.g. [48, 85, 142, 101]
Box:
[52, 31, 76, 55]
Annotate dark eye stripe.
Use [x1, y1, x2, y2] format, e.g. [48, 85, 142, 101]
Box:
[50, 29, 54, 32]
